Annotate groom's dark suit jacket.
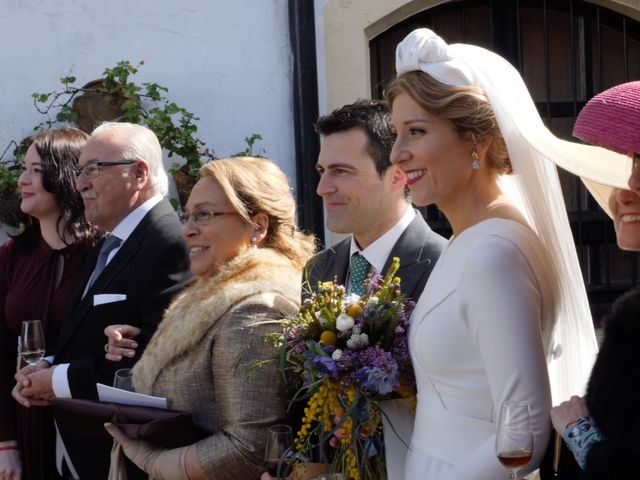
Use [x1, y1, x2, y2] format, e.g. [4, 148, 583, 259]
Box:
[54, 198, 193, 479]
[305, 211, 446, 301]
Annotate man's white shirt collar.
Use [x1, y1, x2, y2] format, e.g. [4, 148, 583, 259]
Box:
[349, 206, 415, 275]
[110, 194, 164, 243]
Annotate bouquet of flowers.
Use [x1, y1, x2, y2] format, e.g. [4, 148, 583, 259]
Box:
[274, 257, 416, 480]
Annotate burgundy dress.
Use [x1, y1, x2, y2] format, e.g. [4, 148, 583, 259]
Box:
[0, 236, 88, 480]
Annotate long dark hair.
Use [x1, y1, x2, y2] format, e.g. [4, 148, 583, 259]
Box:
[17, 128, 96, 249]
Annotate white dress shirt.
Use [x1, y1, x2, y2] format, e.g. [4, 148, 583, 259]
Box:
[347, 206, 415, 289]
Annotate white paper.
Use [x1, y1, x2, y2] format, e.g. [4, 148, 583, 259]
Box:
[93, 294, 127, 306]
[97, 383, 168, 409]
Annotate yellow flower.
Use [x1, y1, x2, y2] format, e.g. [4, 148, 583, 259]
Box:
[346, 304, 362, 317]
[320, 330, 337, 346]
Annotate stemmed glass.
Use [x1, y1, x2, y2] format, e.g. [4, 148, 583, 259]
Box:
[264, 424, 293, 479]
[496, 401, 533, 479]
[113, 368, 135, 392]
[18, 320, 45, 367]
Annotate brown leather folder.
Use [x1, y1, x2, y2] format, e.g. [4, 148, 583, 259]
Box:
[51, 397, 207, 449]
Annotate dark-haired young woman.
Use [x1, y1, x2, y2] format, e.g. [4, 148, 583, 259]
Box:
[0, 128, 97, 480]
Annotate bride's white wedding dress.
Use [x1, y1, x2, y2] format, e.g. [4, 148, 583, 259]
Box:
[404, 218, 555, 480]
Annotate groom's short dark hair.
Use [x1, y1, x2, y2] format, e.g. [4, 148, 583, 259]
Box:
[314, 99, 395, 178]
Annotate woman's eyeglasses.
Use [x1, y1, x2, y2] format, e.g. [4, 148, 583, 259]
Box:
[179, 211, 238, 226]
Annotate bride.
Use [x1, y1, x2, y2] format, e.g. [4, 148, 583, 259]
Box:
[385, 28, 621, 479]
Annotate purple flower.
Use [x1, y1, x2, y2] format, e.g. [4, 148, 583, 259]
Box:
[323, 345, 336, 355]
[313, 355, 338, 378]
[356, 364, 399, 395]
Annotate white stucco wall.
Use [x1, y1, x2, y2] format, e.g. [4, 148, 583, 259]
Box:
[0, 0, 295, 191]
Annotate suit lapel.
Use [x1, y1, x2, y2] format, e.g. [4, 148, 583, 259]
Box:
[309, 238, 350, 286]
[329, 240, 351, 285]
[383, 212, 441, 301]
[56, 199, 173, 356]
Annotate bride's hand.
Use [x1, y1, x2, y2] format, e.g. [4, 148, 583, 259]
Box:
[104, 324, 140, 361]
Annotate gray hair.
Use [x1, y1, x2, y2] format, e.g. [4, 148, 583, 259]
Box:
[92, 122, 169, 195]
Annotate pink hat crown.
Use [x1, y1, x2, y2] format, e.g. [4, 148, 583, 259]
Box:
[573, 81, 640, 155]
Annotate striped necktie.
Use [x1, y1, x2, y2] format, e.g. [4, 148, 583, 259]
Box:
[86, 234, 122, 290]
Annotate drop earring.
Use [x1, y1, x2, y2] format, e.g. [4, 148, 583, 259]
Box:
[250, 236, 258, 248]
[471, 149, 480, 170]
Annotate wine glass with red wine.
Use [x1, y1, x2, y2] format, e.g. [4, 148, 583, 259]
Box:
[496, 401, 533, 479]
[264, 424, 293, 479]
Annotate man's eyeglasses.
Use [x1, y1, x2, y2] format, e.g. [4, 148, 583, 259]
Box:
[75, 160, 137, 179]
[179, 210, 238, 226]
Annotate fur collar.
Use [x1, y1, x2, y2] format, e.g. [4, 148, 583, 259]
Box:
[133, 247, 301, 393]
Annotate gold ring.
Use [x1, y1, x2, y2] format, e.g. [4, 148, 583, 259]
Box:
[104, 343, 110, 353]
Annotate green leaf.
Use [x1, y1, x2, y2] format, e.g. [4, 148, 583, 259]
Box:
[60, 75, 76, 85]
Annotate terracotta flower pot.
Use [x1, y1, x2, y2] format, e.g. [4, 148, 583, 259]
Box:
[172, 164, 198, 209]
[72, 79, 138, 134]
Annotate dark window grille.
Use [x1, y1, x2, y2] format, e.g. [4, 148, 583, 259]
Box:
[369, 0, 640, 320]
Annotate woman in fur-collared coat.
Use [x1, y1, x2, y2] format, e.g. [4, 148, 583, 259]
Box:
[103, 157, 316, 480]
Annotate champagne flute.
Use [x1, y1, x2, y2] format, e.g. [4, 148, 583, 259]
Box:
[496, 401, 533, 479]
[113, 368, 135, 392]
[264, 424, 293, 478]
[19, 320, 45, 366]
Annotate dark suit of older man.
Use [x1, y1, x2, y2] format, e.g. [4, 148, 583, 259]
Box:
[58, 197, 192, 478]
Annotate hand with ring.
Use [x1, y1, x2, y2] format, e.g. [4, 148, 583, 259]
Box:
[104, 324, 141, 362]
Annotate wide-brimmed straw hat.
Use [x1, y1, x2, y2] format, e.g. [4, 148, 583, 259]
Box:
[572, 81, 639, 215]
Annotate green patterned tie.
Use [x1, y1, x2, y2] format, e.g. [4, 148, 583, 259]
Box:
[349, 252, 371, 296]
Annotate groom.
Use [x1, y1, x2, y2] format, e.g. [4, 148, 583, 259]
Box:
[306, 99, 445, 300]
[266, 102, 446, 480]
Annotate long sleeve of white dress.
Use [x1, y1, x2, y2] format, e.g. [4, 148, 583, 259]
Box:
[406, 220, 553, 480]
[448, 238, 551, 478]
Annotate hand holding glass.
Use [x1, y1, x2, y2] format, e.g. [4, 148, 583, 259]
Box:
[264, 424, 293, 478]
[19, 320, 45, 366]
[496, 401, 533, 479]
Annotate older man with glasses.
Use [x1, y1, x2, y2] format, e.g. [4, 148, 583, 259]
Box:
[13, 122, 193, 479]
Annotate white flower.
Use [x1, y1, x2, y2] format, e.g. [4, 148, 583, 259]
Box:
[352, 325, 361, 335]
[343, 293, 361, 307]
[336, 313, 355, 332]
[366, 296, 379, 308]
[332, 349, 343, 361]
[346, 332, 369, 349]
